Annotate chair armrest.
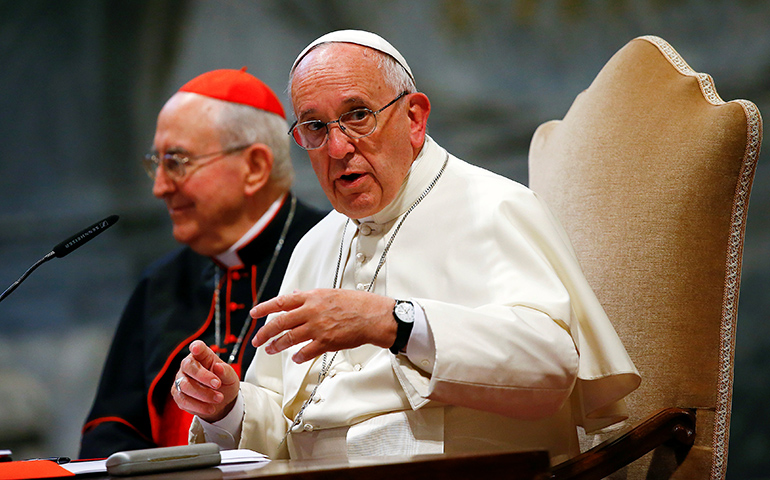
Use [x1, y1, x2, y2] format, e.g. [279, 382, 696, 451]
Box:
[551, 407, 696, 480]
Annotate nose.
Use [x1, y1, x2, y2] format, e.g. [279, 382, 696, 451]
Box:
[325, 124, 355, 159]
[151, 164, 176, 198]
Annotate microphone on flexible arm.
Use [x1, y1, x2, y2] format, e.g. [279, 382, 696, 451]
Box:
[0, 214, 119, 303]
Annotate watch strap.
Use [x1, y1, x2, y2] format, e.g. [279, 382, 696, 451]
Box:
[390, 300, 414, 354]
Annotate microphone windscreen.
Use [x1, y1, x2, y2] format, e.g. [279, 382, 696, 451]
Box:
[52, 215, 119, 258]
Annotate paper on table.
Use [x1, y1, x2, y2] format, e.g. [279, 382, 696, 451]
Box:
[61, 459, 106, 475]
[217, 450, 271, 475]
[221, 450, 269, 463]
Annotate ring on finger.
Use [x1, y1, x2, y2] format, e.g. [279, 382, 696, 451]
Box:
[175, 377, 183, 393]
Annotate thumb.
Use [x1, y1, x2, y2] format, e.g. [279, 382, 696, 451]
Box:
[212, 361, 239, 387]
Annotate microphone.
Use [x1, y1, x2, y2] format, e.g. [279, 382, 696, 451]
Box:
[0, 215, 119, 303]
[52, 214, 119, 258]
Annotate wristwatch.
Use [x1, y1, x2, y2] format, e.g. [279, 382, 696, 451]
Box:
[390, 300, 415, 354]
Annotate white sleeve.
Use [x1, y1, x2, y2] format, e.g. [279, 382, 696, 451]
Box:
[196, 392, 244, 449]
[404, 301, 435, 374]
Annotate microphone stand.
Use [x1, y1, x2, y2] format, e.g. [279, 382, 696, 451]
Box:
[0, 251, 55, 303]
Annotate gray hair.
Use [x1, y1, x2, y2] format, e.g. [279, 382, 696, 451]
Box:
[288, 42, 417, 106]
[213, 99, 294, 191]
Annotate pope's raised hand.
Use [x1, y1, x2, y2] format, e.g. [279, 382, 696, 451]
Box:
[171, 340, 240, 423]
[250, 289, 397, 364]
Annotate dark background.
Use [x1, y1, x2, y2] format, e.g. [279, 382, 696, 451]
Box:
[0, 1, 767, 478]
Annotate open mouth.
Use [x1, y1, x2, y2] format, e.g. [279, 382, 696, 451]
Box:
[340, 173, 363, 182]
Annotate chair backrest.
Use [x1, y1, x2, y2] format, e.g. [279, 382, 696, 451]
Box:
[528, 36, 762, 479]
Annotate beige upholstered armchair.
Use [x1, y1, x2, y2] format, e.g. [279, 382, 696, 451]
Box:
[528, 36, 762, 479]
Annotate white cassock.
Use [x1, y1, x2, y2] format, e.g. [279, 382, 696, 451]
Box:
[191, 135, 640, 465]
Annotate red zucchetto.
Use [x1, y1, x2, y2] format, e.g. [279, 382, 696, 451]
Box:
[178, 67, 285, 119]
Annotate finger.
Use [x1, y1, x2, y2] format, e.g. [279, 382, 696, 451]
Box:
[180, 361, 222, 390]
[171, 379, 221, 417]
[211, 361, 239, 388]
[250, 291, 305, 320]
[252, 309, 306, 348]
[171, 375, 223, 416]
[181, 348, 223, 390]
[189, 340, 223, 372]
[292, 341, 321, 364]
[264, 323, 317, 355]
[290, 334, 337, 364]
[173, 374, 224, 403]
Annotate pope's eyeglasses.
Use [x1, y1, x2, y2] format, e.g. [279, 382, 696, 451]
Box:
[142, 144, 252, 180]
[289, 91, 409, 150]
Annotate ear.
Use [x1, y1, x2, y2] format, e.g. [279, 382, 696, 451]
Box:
[406, 92, 431, 150]
[243, 144, 274, 196]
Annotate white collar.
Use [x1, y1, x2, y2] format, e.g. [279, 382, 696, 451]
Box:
[357, 135, 446, 226]
[214, 193, 287, 268]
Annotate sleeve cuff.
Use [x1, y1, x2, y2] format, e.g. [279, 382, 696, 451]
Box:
[197, 392, 244, 449]
[404, 301, 435, 374]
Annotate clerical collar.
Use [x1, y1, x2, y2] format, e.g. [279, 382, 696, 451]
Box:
[356, 135, 445, 226]
[215, 193, 287, 268]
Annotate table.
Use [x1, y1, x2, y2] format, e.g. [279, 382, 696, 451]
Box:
[93, 450, 551, 479]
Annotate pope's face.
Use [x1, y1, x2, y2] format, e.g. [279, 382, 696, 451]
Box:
[151, 93, 251, 256]
[290, 43, 428, 219]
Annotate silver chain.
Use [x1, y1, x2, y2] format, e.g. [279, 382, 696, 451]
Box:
[213, 195, 297, 364]
[280, 153, 448, 448]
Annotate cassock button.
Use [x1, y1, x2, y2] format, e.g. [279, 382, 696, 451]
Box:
[231, 271, 241, 280]
[359, 224, 373, 235]
[356, 252, 366, 263]
[421, 360, 431, 368]
[303, 424, 315, 432]
[312, 396, 322, 404]
[356, 283, 368, 291]
[354, 364, 362, 371]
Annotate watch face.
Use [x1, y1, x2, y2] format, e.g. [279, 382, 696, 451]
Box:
[395, 301, 414, 323]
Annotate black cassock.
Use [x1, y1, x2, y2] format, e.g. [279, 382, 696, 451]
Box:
[80, 194, 325, 458]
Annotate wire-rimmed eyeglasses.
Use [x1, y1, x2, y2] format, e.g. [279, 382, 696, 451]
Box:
[142, 144, 252, 180]
[288, 91, 409, 150]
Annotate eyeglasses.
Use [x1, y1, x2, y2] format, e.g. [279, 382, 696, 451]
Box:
[289, 91, 409, 150]
[142, 144, 252, 180]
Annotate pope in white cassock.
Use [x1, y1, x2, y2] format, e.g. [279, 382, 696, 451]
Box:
[172, 30, 641, 465]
